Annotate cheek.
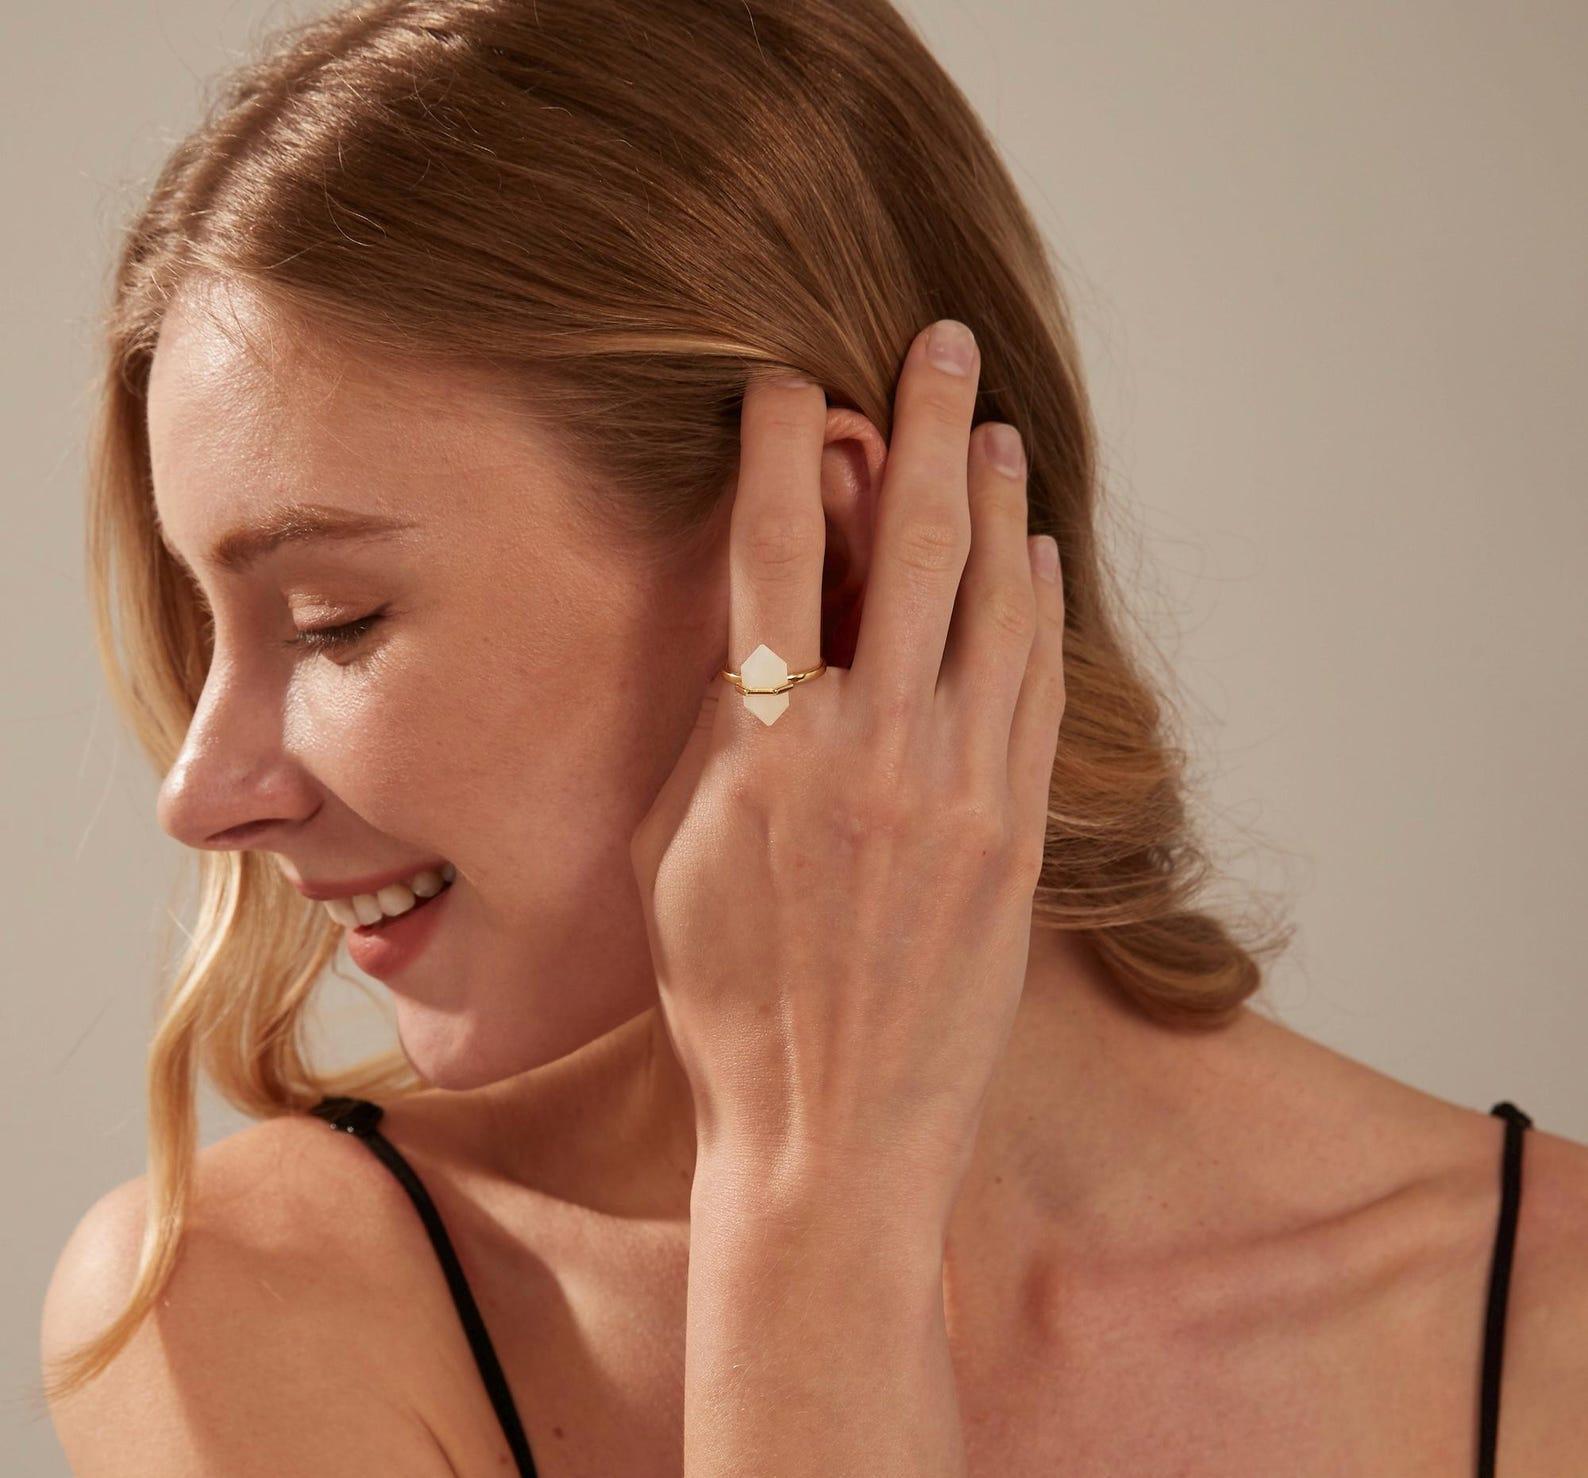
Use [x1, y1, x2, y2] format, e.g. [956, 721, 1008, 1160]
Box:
[281, 650, 464, 827]
[279, 630, 648, 845]
[275, 562, 686, 869]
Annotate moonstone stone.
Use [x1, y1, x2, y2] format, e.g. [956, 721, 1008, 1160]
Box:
[739, 642, 790, 726]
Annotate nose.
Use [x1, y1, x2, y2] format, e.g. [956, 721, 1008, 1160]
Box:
[156, 660, 320, 851]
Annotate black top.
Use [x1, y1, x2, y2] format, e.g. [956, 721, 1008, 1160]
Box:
[309, 1094, 1535, 1476]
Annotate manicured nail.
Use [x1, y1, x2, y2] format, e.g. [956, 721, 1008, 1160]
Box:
[926, 319, 976, 375]
[1031, 534, 1058, 582]
[986, 423, 1025, 476]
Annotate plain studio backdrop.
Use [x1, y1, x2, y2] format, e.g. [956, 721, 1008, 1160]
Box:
[3, 1, 1584, 1469]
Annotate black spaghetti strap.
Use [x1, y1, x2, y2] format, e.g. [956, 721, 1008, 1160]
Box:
[305, 1092, 1534, 1477]
[1477, 1100, 1533, 1478]
[309, 1095, 539, 1478]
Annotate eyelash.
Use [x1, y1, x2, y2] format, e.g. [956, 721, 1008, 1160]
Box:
[295, 609, 387, 657]
[290, 608, 389, 656]
[197, 606, 389, 663]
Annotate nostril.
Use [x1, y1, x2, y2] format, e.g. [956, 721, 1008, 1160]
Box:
[206, 819, 278, 848]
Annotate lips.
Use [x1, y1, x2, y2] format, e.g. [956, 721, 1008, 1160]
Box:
[342, 871, 454, 979]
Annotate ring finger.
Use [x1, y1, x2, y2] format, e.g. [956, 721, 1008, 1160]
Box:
[724, 372, 828, 731]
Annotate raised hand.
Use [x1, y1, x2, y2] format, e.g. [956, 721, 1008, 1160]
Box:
[629, 318, 1066, 1236]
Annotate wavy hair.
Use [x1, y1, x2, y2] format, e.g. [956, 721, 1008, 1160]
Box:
[45, 0, 1293, 1403]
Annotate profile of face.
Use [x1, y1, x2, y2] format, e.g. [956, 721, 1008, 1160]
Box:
[148, 278, 883, 1091]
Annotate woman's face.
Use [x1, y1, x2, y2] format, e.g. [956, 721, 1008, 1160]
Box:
[147, 280, 735, 1089]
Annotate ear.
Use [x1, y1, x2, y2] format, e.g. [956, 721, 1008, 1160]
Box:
[817, 407, 888, 671]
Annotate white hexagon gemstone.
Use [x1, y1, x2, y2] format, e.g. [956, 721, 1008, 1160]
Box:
[739, 642, 790, 726]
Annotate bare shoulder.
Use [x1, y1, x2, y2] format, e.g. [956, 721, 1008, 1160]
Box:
[1501, 1117, 1588, 1471]
[41, 1108, 459, 1477]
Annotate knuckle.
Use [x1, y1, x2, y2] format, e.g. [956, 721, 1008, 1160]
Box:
[974, 469, 1029, 523]
[947, 790, 1007, 858]
[913, 380, 969, 421]
[831, 780, 908, 846]
[742, 514, 816, 577]
[847, 739, 919, 830]
[1026, 663, 1068, 718]
[721, 768, 778, 842]
[1006, 835, 1047, 895]
[865, 684, 923, 742]
[716, 755, 763, 811]
[980, 585, 1037, 644]
[893, 513, 968, 576]
[754, 407, 809, 439]
[857, 795, 907, 845]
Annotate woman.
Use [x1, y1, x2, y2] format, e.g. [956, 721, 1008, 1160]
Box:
[39, 0, 1586, 1472]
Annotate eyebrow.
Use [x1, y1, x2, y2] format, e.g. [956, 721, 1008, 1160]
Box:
[161, 502, 420, 577]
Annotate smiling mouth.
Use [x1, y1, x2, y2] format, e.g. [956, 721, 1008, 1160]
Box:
[350, 878, 454, 934]
[317, 862, 457, 931]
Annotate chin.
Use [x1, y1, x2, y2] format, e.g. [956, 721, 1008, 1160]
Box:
[386, 966, 660, 1092]
[391, 998, 551, 1090]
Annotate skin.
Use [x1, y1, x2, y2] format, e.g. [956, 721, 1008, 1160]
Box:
[111, 272, 1588, 1473]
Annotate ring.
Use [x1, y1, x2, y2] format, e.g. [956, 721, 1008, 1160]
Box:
[719, 643, 827, 726]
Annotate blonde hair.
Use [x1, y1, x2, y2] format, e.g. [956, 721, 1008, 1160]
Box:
[47, 0, 1293, 1403]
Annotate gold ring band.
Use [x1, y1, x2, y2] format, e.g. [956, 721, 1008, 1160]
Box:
[719, 643, 827, 726]
[718, 663, 828, 695]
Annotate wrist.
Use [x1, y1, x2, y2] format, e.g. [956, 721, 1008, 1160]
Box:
[691, 1134, 952, 1267]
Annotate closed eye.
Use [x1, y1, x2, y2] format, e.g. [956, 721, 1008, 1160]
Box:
[290, 608, 388, 654]
[193, 604, 390, 664]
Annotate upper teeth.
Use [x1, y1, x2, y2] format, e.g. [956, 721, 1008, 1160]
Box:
[324, 862, 456, 928]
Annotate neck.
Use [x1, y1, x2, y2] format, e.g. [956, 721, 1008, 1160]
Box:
[470, 921, 1289, 1249]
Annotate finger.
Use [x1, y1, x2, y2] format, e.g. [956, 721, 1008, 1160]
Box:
[936, 421, 1035, 777]
[726, 373, 828, 731]
[849, 320, 979, 719]
[1006, 533, 1067, 834]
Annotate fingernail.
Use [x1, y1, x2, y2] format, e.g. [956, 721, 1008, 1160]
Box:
[763, 369, 815, 390]
[1032, 534, 1058, 582]
[986, 423, 1025, 476]
[926, 319, 976, 375]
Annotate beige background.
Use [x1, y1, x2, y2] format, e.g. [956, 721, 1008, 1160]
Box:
[5, 1, 1584, 1468]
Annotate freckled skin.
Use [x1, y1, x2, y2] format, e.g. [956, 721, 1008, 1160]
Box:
[150, 273, 911, 1153]
[149, 279, 747, 1093]
[141, 283, 1588, 1473]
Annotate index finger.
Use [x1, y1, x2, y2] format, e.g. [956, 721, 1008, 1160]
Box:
[726, 372, 827, 727]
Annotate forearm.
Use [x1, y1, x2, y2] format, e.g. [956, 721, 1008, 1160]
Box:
[685, 1149, 967, 1478]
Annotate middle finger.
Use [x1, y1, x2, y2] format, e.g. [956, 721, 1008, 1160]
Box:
[850, 319, 981, 718]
